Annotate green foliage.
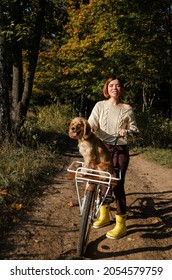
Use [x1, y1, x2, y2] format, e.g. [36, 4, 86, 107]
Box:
[30, 0, 172, 117]
[35, 104, 74, 150]
[19, 104, 74, 149]
[37, 104, 73, 132]
[50, 0, 171, 113]
[0, 104, 73, 191]
[1, 104, 73, 183]
[136, 111, 172, 148]
[2, 0, 67, 46]
[0, 104, 73, 232]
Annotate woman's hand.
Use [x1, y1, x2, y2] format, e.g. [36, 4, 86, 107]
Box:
[119, 129, 128, 137]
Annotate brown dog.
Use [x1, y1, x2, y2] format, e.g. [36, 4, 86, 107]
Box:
[69, 117, 114, 174]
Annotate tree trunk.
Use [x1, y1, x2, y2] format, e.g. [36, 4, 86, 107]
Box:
[11, 0, 46, 136]
[142, 86, 146, 112]
[11, 43, 23, 130]
[142, 85, 155, 112]
[0, 4, 10, 143]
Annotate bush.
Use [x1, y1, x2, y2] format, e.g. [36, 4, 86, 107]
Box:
[20, 104, 74, 151]
[135, 111, 172, 148]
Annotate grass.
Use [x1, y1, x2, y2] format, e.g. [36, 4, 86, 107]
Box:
[128, 134, 172, 168]
[0, 104, 73, 234]
[0, 142, 69, 232]
[143, 147, 172, 168]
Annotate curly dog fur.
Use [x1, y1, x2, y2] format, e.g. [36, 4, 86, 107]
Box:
[69, 117, 113, 174]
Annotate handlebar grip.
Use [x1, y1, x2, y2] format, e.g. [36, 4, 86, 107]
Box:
[127, 130, 139, 136]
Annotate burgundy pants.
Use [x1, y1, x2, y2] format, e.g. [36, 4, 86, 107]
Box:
[105, 144, 129, 215]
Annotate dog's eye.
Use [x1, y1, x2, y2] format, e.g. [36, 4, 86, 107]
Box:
[77, 124, 82, 128]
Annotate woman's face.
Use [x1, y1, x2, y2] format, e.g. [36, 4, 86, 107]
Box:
[108, 79, 123, 99]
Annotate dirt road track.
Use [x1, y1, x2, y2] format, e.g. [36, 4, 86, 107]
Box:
[0, 147, 172, 260]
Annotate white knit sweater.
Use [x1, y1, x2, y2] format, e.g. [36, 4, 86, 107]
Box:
[88, 100, 139, 145]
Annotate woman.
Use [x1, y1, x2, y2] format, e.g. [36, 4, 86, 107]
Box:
[88, 75, 139, 239]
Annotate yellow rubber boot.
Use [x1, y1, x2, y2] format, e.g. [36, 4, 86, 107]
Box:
[106, 214, 127, 239]
[93, 205, 110, 228]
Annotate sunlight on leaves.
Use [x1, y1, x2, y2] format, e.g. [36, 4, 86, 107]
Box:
[15, 204, 23, 211]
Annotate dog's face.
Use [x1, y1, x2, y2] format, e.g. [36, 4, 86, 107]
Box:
[69, 117, 91, 140]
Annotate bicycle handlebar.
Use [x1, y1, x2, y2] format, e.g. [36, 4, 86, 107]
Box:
[103, 136, 119, 145]
[102, 130, 139, 145]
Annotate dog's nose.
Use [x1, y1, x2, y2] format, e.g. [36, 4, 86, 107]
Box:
[71, 127, 75, 131]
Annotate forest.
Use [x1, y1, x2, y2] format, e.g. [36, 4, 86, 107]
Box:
[0, 1, 172, 232]
[0, 0, 172, 139]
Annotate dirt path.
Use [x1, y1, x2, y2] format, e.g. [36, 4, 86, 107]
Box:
[0, 147, 172, 260]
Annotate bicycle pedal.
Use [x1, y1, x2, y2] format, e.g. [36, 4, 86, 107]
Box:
[104, 195, 115, 204]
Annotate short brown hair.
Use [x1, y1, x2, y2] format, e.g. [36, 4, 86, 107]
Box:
[103, 75, 124, 98]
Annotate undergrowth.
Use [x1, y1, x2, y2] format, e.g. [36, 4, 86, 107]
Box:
[0, 104, 73, 234]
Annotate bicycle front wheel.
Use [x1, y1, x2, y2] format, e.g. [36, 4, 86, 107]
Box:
[77, 189, 95, 257]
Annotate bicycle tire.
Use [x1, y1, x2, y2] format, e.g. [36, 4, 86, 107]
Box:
[77, 189, 95, 257]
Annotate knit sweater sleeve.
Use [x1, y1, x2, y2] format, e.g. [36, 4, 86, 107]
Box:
[127, 108, 140, 134]
[88, 102, 101, 132]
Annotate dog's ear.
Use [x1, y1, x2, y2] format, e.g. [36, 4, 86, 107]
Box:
[83, 119, 91, 139]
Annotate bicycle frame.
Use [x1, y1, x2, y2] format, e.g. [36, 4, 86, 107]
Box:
[67, 134, 138, 256]
[67, 136, 124, 256]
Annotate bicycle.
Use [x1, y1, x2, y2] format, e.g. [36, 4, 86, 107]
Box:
[67, 136, 121, 257]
